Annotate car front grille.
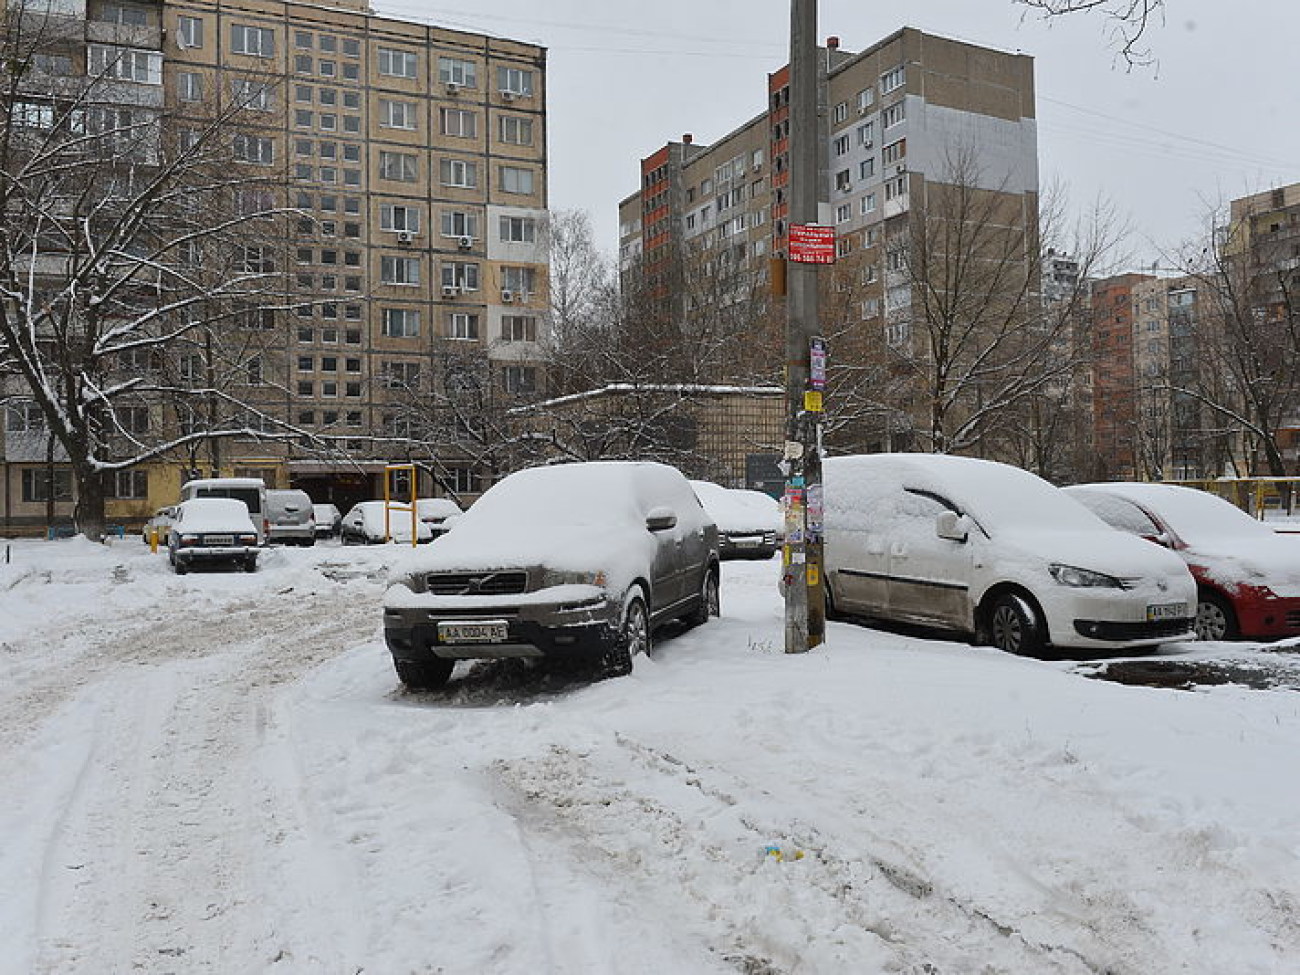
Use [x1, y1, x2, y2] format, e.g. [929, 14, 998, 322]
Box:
[426, 570, 529, 596]
[1285, 610, 1300, 628]
[1074, 618, 1193, 641]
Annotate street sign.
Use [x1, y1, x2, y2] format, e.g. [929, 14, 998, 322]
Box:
[788, 224, 836, 264]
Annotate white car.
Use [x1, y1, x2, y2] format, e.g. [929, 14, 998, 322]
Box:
[823, 454, 1198, 656]
[689, 480, 782, 559]
[166, 498, 260, 574]
[339, 501, 434, 545]
[414, 498, 463, 538]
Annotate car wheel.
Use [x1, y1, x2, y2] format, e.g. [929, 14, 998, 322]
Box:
[1196, 590, 1239, 641]
[988, 593, 1046, 656]
[244, 556, 258, 573]
[174, 558, 189, 576]
[303, 536, 316, 548]
[395, 658, 454, 690]
[602, 594, 648, 678]
[686, 567, 720, 627]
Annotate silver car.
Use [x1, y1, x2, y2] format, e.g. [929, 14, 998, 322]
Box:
[383, 461, 721, 689]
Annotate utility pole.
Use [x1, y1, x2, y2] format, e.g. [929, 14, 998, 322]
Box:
[782, 0, 826, 653]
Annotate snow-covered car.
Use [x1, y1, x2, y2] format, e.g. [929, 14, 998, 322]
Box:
[143, 505, 177, 544]
[166, 498, 260, 575]
[1065, 482, 1300, 642]
[339, 501, 434, 545]
[265, 489, 316, 546]
[689, 480, 782, 560]
[823, 454, 1198, 656]
[414, 497, 463, 539]
[312, 503, 342, 538]
[383, 461, 721, 689]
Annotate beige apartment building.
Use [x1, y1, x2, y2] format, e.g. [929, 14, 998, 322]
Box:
[1, 0, 547, 533]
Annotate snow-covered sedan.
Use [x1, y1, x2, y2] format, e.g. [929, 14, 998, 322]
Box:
[689, 480, 782, 559]
[1065, 482, 1300, 641]
[166, 498, 260, 574]
[383, 461, 721, 689]
[824, 454, 1198, 656]
[339, 501, 433, 545]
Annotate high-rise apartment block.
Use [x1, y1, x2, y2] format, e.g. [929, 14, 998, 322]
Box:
[1, 0, 548, 532]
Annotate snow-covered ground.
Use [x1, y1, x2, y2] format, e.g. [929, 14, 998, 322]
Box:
[1, 536, 1297, 974]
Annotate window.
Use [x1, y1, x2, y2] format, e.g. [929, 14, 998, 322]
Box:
[318, 35, 336, 53]
[882, 102, 906, 130]
[378, 47, 417, 78]
[834, 134, 850, 157]
[439, 157, 477, 188]
[177, 15, 204, 49]
[381, 99, 419, 130]
[502, 365, 536, 394]
[880, 65, 905, 94]
[231, 24, 275, 58]
[380, 204, 421, 233]
[231, 78, 274, 111]
[233, 133, 274, 164]
[500, 315, 536, 342]
[382, 361, 421, 388]
[295, 54, 312, 74]
[499, 166, 533, 195]
[440, 107, 475, 137]
[295, 31, 313, 49]
[857, 120, 875, 147]
[497, 66, 534, 96]
[379, 151, 417, 182]
[121, 406, 150, 434]
[382, 308, 420, 337]
[501, 266, 535, 294]
[6, 401, 44, 432]
[294, 109, 312, 128]
[13, 101, 54, 129]
[380, 255, 421, 285]
[321, 355, 338, 372]
[448, 312, 479, 340]
[112, 470, 148, 499]
[860, 192, 877, 215]
[833, 100, 848, 124]
[439, 56, 477, 87]
[835, 170, 851, 193]
[246, 356, 264, 385]
[88, 45, 162, 84]
[497, 115, 535, 151]
[499, 216, 536, 243]
[859, 157, 875, 180]
[318, 60, 336, 77]
[101, 3, 148, 26]
[857, 87, 875, 112]
[22, 469, 73, 503]
[444, 466, 481, 494]
[835, 203, 851, 224]
[441, 262, 480, 291]
[882, 139, 906, 166]
[441, 210, 479, 238]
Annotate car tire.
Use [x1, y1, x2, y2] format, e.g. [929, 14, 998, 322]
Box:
[602, 593, 648, 678]
[303, 536, 316, 548]
[686, 567, 720, 627]
[174, 558, 189, 576]
[1196, 590, 1239, 641]
[988, 592, 1046, 656]
[395, 658, 453, 690]
[244, 556, 257, 573]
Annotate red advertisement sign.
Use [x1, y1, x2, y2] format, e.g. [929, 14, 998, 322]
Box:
[788, 224, 836, 264]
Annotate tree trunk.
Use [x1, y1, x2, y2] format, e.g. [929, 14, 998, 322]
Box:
[74, 463, 108, 542]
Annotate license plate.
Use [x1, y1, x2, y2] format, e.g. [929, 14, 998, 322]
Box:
[735, 538, 759, 547]
[1147, 602, 1187, 621]
[205, 535, 234, 546]
[438, 620, 508, 644]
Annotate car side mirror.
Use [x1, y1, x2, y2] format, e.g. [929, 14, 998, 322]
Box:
[936, 510, 968, 543]
[646, 507, 678, 532]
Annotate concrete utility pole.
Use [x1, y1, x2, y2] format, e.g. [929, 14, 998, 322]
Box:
[782, 0, 826, 653]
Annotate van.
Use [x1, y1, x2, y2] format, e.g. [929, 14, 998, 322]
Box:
[179, 477, 269, 545]
[266, 488, 316, 546]
[823, 454, 1198, 656]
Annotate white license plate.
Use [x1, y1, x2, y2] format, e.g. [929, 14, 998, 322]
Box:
[438, 620, 508, 644]
[1147, 602, 1187, 621]
[735, 538, 759, 547]
[205, 535, 234, 546]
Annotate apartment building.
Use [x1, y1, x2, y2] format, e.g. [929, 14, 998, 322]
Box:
[1, 0, 548, 533]
[618, 27, 1039, 456]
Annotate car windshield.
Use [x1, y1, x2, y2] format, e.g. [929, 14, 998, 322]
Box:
[1119, 487, 1271, 544]
[462, 464, 643, 530]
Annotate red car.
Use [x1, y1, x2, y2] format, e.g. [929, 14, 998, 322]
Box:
[1065, 482, 1300, 642]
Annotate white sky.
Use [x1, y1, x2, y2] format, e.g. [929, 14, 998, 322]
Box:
[375, 1, 1300, 268]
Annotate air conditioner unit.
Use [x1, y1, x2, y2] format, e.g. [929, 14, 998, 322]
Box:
[501, 289, 515, 302]
[446, 81, 461, 95]
[457, 235, 473, 250]
[500, 90, 516, 101]
[396, 230, 414, 244]
[895, 165, 906, 175]
[441, 285, 459, 298]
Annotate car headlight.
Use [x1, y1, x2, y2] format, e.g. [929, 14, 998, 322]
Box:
[542, 568, 607, 589]
[1048, 563, 1125, 588]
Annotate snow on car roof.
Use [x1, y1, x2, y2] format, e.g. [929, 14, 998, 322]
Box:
[463, 462, 670, 528]
[689, 480, 781, 532]
[176, 497, 256, 531]
[1070, 482, 1272, 543]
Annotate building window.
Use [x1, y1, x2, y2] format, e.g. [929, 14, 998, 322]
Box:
[381, 99, 418, 130]
[177, 71, 203, 102]
[177, 15, 204, 49]
[439, 157, 477, 188]
[382, 361, 421, 388]
[835, 203, 851, 224]
[379, 204, 421, 234]
[380, 255, 421, 285]
[884, 175, 908, 202]
[834, 134, 850, 156]
[379, 151, 417, 182]
[378, 47, 417, 78]
[857, 87, 875, 112]
[835, 170, 851, 193]
[882, 139, 906, 166]
[499, 216, 536, 243]
[441, 262, 480, 292]
[382, 308, 420, 337]
[88, 45, 162, 84]
[448, 312, 479, 340]
[497, 66, 534, 96]
[6, 401, 43, 432]
[859, 157, 875, 180]
[501, 266, 535, 295]
[441, 210, 479, 238]
[439, 107, 475, 137]
[438, 56, 476, 87]
[111, 469, 149, 499]
[857, 120, 874, 147]
[499, 166, 533, 195]
[880, 65, 905, 94]
[22, 469, 73, 503]
[499, 115, 533, 146]
[121, 406, 150, 434]
[500, 315, 536, 342]
[233, 134, 274, 164]
[502, 365, 536, 394]
[881, 102, 906, 130]
[230, 78, 274, 111]
[833, 100, 848, 124]
[231, 24, 275, 58]
[860, 192, 877, 215]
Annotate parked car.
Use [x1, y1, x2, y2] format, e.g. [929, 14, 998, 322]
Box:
[312, 503, 342, 538]
[1064, 482, 1300, 641]
[265, 489, 316, 546]
[415, 498, 464, 538]
[689, 480, 781, 559]
[143, 505, 177, 544]
[339, 500, 434, 545]
[822, 454, 1197, 656]
[180, 477, 269, 544]
[383, 461, 722, 689]
[167, 498, 260, 574]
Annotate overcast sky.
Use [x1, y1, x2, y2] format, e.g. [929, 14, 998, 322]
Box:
[376, 1, 1299, 269]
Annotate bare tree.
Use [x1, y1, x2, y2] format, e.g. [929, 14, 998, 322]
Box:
[1014, 0, 1165, 66]
[0, 3, 296, 537]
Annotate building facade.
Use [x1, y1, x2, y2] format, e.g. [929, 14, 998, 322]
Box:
[1, 0, 548, 534]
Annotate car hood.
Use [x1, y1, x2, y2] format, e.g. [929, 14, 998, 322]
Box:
[995, 527, 1194, 585]
[1184, 535, 1300, 597]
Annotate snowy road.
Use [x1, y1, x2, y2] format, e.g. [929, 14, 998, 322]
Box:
[1, 538, 1298, 974]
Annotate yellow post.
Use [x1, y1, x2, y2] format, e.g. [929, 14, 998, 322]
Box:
[149, 527, 158, 553]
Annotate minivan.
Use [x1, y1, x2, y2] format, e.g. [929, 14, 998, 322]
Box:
[266, 488, 316, 546]
[179, 477, 269, 545]
[823, 454, 1198, 656]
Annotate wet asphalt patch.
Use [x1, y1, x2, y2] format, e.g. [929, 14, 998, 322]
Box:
[1079, 644, 1300, 692]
